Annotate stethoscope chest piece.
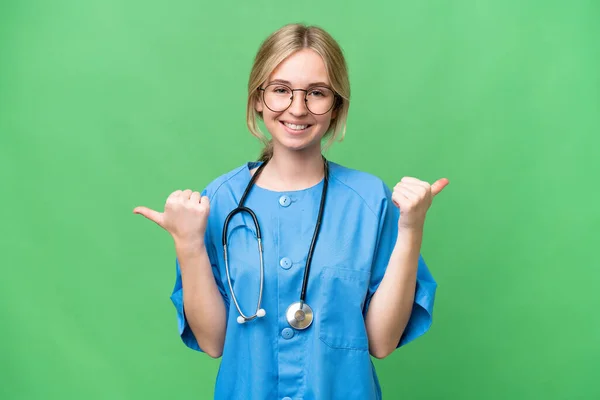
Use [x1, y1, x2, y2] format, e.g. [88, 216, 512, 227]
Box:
[286, 301, 314, 330]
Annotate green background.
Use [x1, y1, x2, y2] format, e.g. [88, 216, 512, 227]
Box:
[2, 0, 599, 399]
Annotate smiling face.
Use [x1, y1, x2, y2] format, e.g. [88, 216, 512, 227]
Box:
[255, 48, 337, 156]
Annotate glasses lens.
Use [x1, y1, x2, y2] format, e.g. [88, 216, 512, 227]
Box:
[263, 84, 293, 112]
[305, 87, 335, 115]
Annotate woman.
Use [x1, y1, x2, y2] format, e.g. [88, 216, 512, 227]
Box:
[134, 23, 448, 400]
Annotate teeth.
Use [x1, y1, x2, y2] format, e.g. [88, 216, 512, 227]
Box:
[284, 122, 308, 130]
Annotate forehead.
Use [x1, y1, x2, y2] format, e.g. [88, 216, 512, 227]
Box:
[269, 48, 330, 86]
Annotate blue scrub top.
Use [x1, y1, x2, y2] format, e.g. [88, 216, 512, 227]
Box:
[170, 161, 437, 400]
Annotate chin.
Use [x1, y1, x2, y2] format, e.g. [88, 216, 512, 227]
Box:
[273, 135, 323, 153]
[278, 140, 316, 153]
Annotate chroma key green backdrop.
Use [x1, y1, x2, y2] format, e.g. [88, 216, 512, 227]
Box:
[1, 0, 599, 399]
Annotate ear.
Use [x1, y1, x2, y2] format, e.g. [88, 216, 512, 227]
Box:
[331, 96, 341, 119]
[255, 92, 264, 113]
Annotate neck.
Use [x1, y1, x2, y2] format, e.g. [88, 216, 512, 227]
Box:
[258, 146, 325, 191]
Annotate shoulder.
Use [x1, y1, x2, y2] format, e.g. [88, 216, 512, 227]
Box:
[328, 161, 392, 217]
[202, 162, 256, 200]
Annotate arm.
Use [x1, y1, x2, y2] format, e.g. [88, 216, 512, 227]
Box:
[365, 227, 422, 359]
[134, 189, 227, 358]
[365, 176, 449, 359]
[175, 239, 227, 358]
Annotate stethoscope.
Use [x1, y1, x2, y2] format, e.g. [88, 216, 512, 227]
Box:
[222, 157, 329, 330]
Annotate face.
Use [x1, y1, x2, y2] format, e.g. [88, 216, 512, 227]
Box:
[255, 48, 337, 155]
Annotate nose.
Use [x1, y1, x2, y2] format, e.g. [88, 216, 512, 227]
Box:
[288, 90, 309, 117]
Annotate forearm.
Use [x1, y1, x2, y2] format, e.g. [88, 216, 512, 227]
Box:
[175, 240, 227, 358]
[365, 227, 423, 359]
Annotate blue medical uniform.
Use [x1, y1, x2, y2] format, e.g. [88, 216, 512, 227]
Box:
[170, 161, 437, 400]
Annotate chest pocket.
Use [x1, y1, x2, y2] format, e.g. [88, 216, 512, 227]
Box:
[318, 266, 371, 351]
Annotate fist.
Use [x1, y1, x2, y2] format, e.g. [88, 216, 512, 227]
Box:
[392, 177, 449, 229]
[133, 189, 210, 244]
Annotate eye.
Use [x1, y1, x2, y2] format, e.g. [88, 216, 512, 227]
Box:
[270, 86, 291, 95]
[307, 87, 331, 98]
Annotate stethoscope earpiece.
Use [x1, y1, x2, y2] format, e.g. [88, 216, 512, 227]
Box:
[236, 308, 267, 325]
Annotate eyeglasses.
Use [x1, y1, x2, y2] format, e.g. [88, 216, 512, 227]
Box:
[258, 83, 338, 115]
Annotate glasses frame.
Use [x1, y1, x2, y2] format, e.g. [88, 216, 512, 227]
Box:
[257, 83, 340, 116]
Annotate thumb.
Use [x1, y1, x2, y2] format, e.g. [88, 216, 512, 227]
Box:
[431, 178, 450, 197]
[133, 206, 165, 228]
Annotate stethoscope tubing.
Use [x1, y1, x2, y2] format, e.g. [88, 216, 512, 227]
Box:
[221, 157, 329, 325]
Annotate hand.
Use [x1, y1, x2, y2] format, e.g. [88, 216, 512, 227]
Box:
[392, 177, 449, 230]
[133, 189, 210, 245]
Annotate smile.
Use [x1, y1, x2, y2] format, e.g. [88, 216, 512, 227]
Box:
[281, 121, 312, 132]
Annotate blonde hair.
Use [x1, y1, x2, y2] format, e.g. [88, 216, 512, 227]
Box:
[246, 24, 351, 161]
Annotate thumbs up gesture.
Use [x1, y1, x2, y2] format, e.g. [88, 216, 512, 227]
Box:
[392, 177, 449, 230]
[133, 189, 210, 245]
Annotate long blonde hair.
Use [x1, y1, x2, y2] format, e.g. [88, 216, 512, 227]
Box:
[246, 24, 351, 161]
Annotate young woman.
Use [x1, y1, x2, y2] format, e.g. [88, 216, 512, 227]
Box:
[134, 23, 448, 400]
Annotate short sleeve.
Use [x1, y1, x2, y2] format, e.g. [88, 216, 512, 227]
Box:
[168, 190, 230, 352]
[363, 185, 438, 348]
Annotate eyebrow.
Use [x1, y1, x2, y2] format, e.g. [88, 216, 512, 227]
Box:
[268, 79, 331, 88]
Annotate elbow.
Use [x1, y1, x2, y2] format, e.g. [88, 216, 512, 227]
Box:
[367, 326, 405, 359]
[189, 321, 225, 358]
[201, 340, 224, 358]
[194, 335, 224, 359]
[370, 345, 394, 360]
[201, 338, 224, 359]
[205, 348, 223, 359]
[369, 331, 404, 359]
[369, 337, 398, 359]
